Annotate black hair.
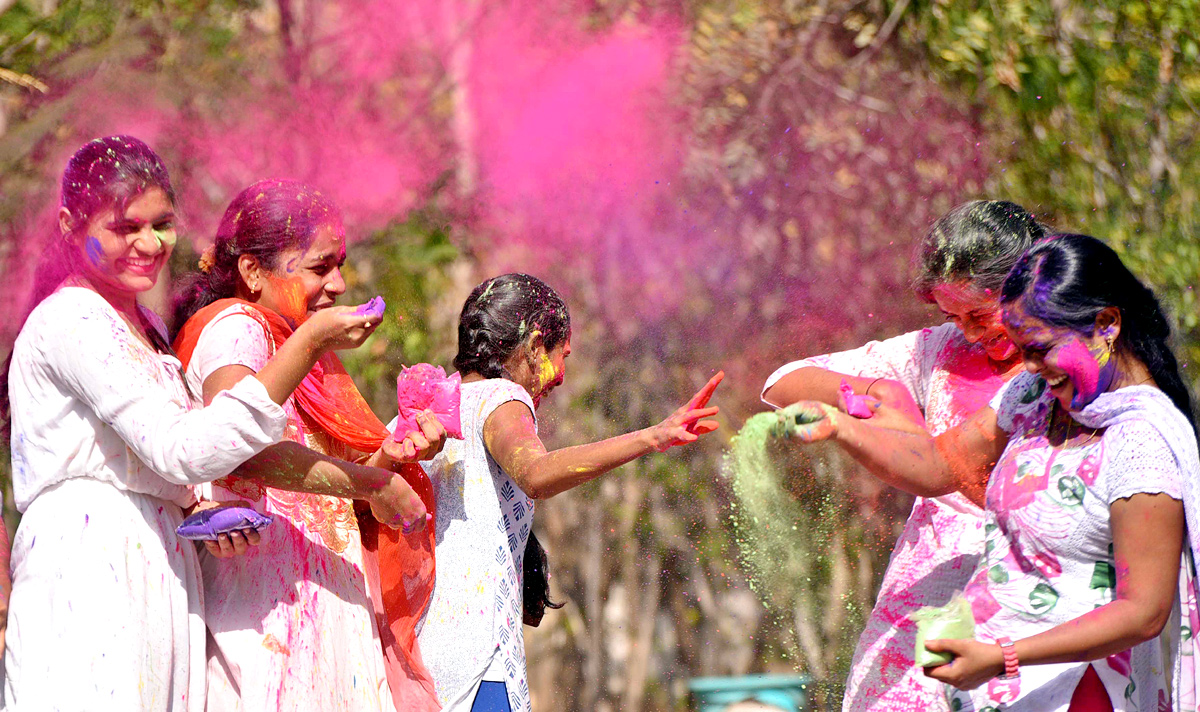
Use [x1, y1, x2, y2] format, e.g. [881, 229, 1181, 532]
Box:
[453, 273, 571, 378]
[522, 530, 565, 627]
[1001, 233, 1196, 430]
[172, 179, 341, 332]
[914, 200, 1047, 302]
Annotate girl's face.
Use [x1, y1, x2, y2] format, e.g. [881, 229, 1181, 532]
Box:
[66, 187, 176, 299]
[1002, 301, 1119, 411]
[257, 223, 347, 325]
[931, 281, 1017, 364]
[529, 338, 571, 409]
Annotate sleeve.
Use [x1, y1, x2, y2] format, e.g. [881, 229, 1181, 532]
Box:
[47, 299, 288, 485]
[988, 372, 1046, 434]
[479, 381, 537, 436]
[761, 324, 956, 411]
[1099, 420, 1185, 504]
[190, 309, 273, 384]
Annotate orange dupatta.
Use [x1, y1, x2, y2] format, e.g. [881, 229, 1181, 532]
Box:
[174, 297, 441, 711]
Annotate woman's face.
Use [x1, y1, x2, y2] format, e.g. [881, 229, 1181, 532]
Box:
[931, 281, 1017, 363]
[257, 222, 347, 325]
[1002, 300, 1118, 411]
[529, 338, 571, 409]
[66, 187, 177, 299]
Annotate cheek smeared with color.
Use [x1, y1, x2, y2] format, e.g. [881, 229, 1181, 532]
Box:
[152, 227, 177, 248]
[84, 236, 104, 266]
[269, 274, 310, 325]
[1056, 338, 1116, 410]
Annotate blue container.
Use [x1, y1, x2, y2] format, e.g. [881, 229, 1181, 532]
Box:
[687, 674, 813, 712]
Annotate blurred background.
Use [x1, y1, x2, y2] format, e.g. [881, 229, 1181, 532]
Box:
[1, 0, 1198, 709]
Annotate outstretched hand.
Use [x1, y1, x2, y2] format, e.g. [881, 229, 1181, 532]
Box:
[648, 371, 724, 451]
[922, 638, 1005, 690]
[300, 303, 382, 353]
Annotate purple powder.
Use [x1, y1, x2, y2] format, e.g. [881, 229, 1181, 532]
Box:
[354, 295, 386, 319]
[176, 506, 274, 541]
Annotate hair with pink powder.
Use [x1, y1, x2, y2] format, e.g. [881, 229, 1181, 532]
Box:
[171, 178, 343, 331]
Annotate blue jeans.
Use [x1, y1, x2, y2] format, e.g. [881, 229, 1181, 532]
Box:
[471, 681, 512, 712]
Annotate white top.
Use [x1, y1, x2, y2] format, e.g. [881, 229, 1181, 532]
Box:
[763, 323, 1010, 712]
[8, 287, 287, 511]
[416, 378, 537, 712]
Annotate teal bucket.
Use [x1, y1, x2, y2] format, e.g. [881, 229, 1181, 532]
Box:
[687, 674, 813, 712]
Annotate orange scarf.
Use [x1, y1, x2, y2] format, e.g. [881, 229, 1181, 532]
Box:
[175, 298, 441, 711]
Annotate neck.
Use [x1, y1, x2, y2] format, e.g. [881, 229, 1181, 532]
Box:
[1112, 352, 1155, 391]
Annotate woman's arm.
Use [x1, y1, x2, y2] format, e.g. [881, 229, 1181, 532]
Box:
[924, 492, 1185, 689]
[253, 305, 379, 405]
[484, 374, 722, 500]
[787, 401, 1006, 506]
[765, 367, 927, 432]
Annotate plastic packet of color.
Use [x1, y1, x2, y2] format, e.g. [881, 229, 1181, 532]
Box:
[838, 378, 876, 418]
[176, 506, 274, 541]
[913, 593, 976, 667]
[395, 363, 463, 440]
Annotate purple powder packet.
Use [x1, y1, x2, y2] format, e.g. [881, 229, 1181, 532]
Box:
[176, 506, 274, 541]
[354, 296, 386, 320]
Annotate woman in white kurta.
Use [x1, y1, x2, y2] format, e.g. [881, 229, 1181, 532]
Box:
[2, 137, 378, 711]
[762, 200, 1044, 711]
[785, 234, 1200, 710]
[417, 273, 722, 712]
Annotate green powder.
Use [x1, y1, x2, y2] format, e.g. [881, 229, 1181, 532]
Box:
[721, 411, 880, 689]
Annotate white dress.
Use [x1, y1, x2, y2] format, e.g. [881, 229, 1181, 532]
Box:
[183, 303, 395, 712]
[4, 287, 287, 712]
[415, 379, 536, 712]
[763, 323, 1012, 712]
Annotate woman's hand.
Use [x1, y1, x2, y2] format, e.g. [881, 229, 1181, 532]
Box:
[645, 372, 723, 451]
[296, 304, 381, 353]
[190, 500, 265, 559]
[366, 472, 429, 533]
[923, 638, 1005, 690]
[776, 401, 840, 443]
[369, 411, 447, 468]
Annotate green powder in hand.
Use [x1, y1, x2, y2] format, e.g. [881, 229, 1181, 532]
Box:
[912, 593, 976, 667]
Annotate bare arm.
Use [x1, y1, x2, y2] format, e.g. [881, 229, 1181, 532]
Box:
[484, 373, 723, 500]
[926, 493, 1185, 689]
[251, 305, 378, 405]
[764, 367, 927, 432]
[787, 401, 1006, 506]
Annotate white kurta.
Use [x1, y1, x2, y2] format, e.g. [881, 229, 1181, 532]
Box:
[763, 323, 1013, 712]
[183, 303, 395, 712]
[4, 286, 287, 712]
[416, 379, 536, 712]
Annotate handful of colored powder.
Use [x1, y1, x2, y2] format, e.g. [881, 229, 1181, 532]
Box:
[913, 593, 976, 666]
[176, 506, 274, 541]
[395, 363, 463, 440]
[838, 379, 876, 419]
[771, 402, 830, 438]
[354, 296, 386, 320]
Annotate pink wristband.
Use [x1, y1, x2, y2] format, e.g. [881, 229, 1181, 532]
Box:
[997, 637, 1020, 679]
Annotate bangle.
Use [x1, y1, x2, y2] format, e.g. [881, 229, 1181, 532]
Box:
[864, 377, 883, 397]
[997, 637, 1020, 679]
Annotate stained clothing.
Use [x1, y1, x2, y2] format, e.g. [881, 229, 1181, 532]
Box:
[4, 287, 286, 711]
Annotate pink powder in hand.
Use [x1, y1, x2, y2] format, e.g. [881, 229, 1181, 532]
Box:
[395, 363, 463, 440]
[839, 379, 875, 419]
[354, 296, 386, 319]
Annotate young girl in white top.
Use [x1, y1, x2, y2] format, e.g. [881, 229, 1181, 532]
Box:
[416, 273, 723, 712]
[0, 136, 385, 711]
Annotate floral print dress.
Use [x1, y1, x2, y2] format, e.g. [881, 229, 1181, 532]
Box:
[953, 373, 1197, 712]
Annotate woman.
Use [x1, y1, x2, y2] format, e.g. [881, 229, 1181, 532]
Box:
[786, 234, 1199, 711]
[761, 200, 1045, 711]
[1, 136, 380, 710]
[172, 179, 443, 712]
[418, 273, 722, 712]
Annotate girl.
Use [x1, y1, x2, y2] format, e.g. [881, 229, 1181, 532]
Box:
[787, 234, 1199, 711]
[1, 136, 383, 710]
[761, 200, 1045, 711]
[417, 273, 722, 712]
[172, 179, 443, 712]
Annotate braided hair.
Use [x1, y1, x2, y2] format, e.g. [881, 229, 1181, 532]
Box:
[453, 273, 571, 378]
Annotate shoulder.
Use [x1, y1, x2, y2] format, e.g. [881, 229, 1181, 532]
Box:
[1101, 419, 1184, 502]
[468, 379, 536, 424]
[21, 288, 120, 351]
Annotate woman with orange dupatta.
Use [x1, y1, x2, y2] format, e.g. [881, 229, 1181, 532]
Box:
[172, 179, 445, 712]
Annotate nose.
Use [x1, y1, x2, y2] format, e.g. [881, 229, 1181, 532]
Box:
[960, 319, 986, 344]
[132, 226, 163, 254]
[1022, 352, 1043, 375]
[325, 266, 347, 296]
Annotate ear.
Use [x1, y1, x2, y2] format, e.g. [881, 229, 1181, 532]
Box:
[526, 330, 546, 361]
[58, 207, 76, 240]
[1094, 306, 1122, 344]
[237, 254, 263, 295]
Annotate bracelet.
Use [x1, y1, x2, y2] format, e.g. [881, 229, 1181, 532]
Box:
[997, 637, 1020, 680]
[864, 377, 883, 397]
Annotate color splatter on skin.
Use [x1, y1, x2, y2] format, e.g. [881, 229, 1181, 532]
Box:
[84, 236, 104, 266]
[152, 226, 176, 248]
[1055, 337, 1116, 410]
